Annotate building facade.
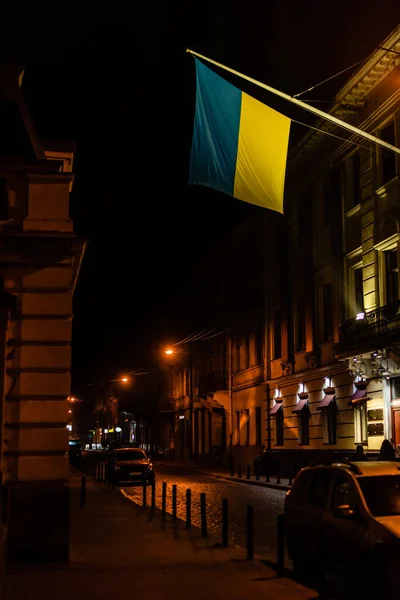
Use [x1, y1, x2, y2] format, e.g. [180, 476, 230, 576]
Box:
[0, 67, 85, 559]
[166, 26, 400, 473]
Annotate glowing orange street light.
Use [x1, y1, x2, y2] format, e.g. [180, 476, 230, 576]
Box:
[165, 348, 174, 355]
[121, 377, 129, 383]
[68, 409, 72, 414]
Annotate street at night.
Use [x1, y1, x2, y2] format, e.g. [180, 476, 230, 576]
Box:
[122, 465, 286, 561]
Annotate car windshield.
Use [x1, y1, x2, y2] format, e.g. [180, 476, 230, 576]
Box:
[358, 475, 400, 516]
[115, 449, 146, 462]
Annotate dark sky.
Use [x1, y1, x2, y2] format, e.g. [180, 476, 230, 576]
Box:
[2, 2, 400, 389]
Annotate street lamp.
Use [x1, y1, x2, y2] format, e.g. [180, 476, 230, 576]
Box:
[165, 348, 174, 355]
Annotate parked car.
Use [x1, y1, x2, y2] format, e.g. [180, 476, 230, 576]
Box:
[284, 460, 400, 597]
[107, 447, 155, 485]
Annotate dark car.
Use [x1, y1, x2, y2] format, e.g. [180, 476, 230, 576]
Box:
[284, 460, 400, 598]
[107, 448, 155, 485]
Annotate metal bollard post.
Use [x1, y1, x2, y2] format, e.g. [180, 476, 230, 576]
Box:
[277, 513, 285, 576]
[142, 481, 147, 507]
[246, 505, 254, 560]
[186, 488, 191, 529]
[80, 475, 86, 509]
[172, 484, 177, 522]
[288, 467, 293, 486]
[222, 498, 228, 548]
[276, 467, 281, 485]
[255, 462, 260, 481]
[265, 465, 270, 483]
[200, 492, 207, 537]
[238, 463, 242, 478]
[246, 464, 251, 479]
[151, 480, 156, 510]
[161, 481, 167, 518]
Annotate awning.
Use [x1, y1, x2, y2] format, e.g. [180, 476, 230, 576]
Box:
[351, 387, 370, 405]
[270, 401, 283, 415]
[317, 393, 335, 410]
[198, 395, 224, 411]
[292, 399, 308, 414]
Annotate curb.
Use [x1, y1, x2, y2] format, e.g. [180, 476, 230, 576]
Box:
[155, 462, 290, 492]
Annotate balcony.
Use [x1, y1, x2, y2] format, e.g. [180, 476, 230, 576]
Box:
[198, 371, 228, 395]
[336, 301, 400, 357]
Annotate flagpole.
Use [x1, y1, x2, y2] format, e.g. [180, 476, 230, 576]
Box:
[186, 48, 400, 157]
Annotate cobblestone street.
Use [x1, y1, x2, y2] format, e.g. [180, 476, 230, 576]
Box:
[122, 465, 286, 562]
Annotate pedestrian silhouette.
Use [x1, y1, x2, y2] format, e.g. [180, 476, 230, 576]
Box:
[351, 444, 368, 461]
[378, 439, 396, 460]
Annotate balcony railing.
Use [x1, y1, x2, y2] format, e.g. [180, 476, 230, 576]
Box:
[337, 300, 400, 354]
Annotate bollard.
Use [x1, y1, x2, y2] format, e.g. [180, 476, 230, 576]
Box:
[255, 463, 260, 481]
[186, 488, 191, 529]
[230, 461, 234, 477]
[80, 475, 86, 509]
[246, 505, 254, 560]
[277, 513, 285, 576]
[288, 467, 293, 486]
[222, 498, 228, 548]
[161, 481, 167, 518]
[246, 464, 251, 480]
[151, 479, 156, 510]
[265, 465, 270, 483]
[172, 484, 177, 522]
[142, 480, 147, 507]
[200, 492, 207, 537]
[238, 463, 242, 478]
[276, 467, 281, 485]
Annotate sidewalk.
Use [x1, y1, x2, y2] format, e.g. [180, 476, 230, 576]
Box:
[155, 459, 292, 491]
[3, 467, 316, 600]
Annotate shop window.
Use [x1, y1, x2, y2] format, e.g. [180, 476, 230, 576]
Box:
[275, 405, 284, 446]
[323, 404, 337, 445]
[354, 403, 368, 445]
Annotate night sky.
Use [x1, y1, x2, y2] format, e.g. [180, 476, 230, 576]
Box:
[1, 3, 400, 392]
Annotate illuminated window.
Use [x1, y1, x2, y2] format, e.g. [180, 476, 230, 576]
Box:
[354, 403, 368, 445]
[323, 404, 337, 445]
[354, 267, 364, 315]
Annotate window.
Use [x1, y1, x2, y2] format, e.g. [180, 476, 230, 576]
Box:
[307, 471, 332, 507]
[354, 267, 364, 315]
[245, 409, 250, 445]
[255, 407, 262, 445]
[296, 298, 306, 352]
[273, 309, 282, 359]
[298, 405, 310, 445]
[275, 405, 284, 446]
[323, 404, 337, 445]
[236, 411, 240, 445]
[354, 403, 368, 445]
[321, 284, 333, 341]
[385, 249, 399, 305]
[392, 377, 400, 400]
[380, 120, 396, 185]
[255, 324, 263, 365]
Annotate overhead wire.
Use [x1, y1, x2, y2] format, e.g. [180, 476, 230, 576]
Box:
[292, 57, 368, 98]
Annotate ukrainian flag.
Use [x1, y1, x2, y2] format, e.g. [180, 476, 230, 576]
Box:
[189, 58, 291, 213]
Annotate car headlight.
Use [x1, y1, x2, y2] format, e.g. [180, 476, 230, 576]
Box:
[147, 463, 153, 471]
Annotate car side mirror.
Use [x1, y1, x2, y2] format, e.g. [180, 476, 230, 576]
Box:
[333, 504, 355, 519]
